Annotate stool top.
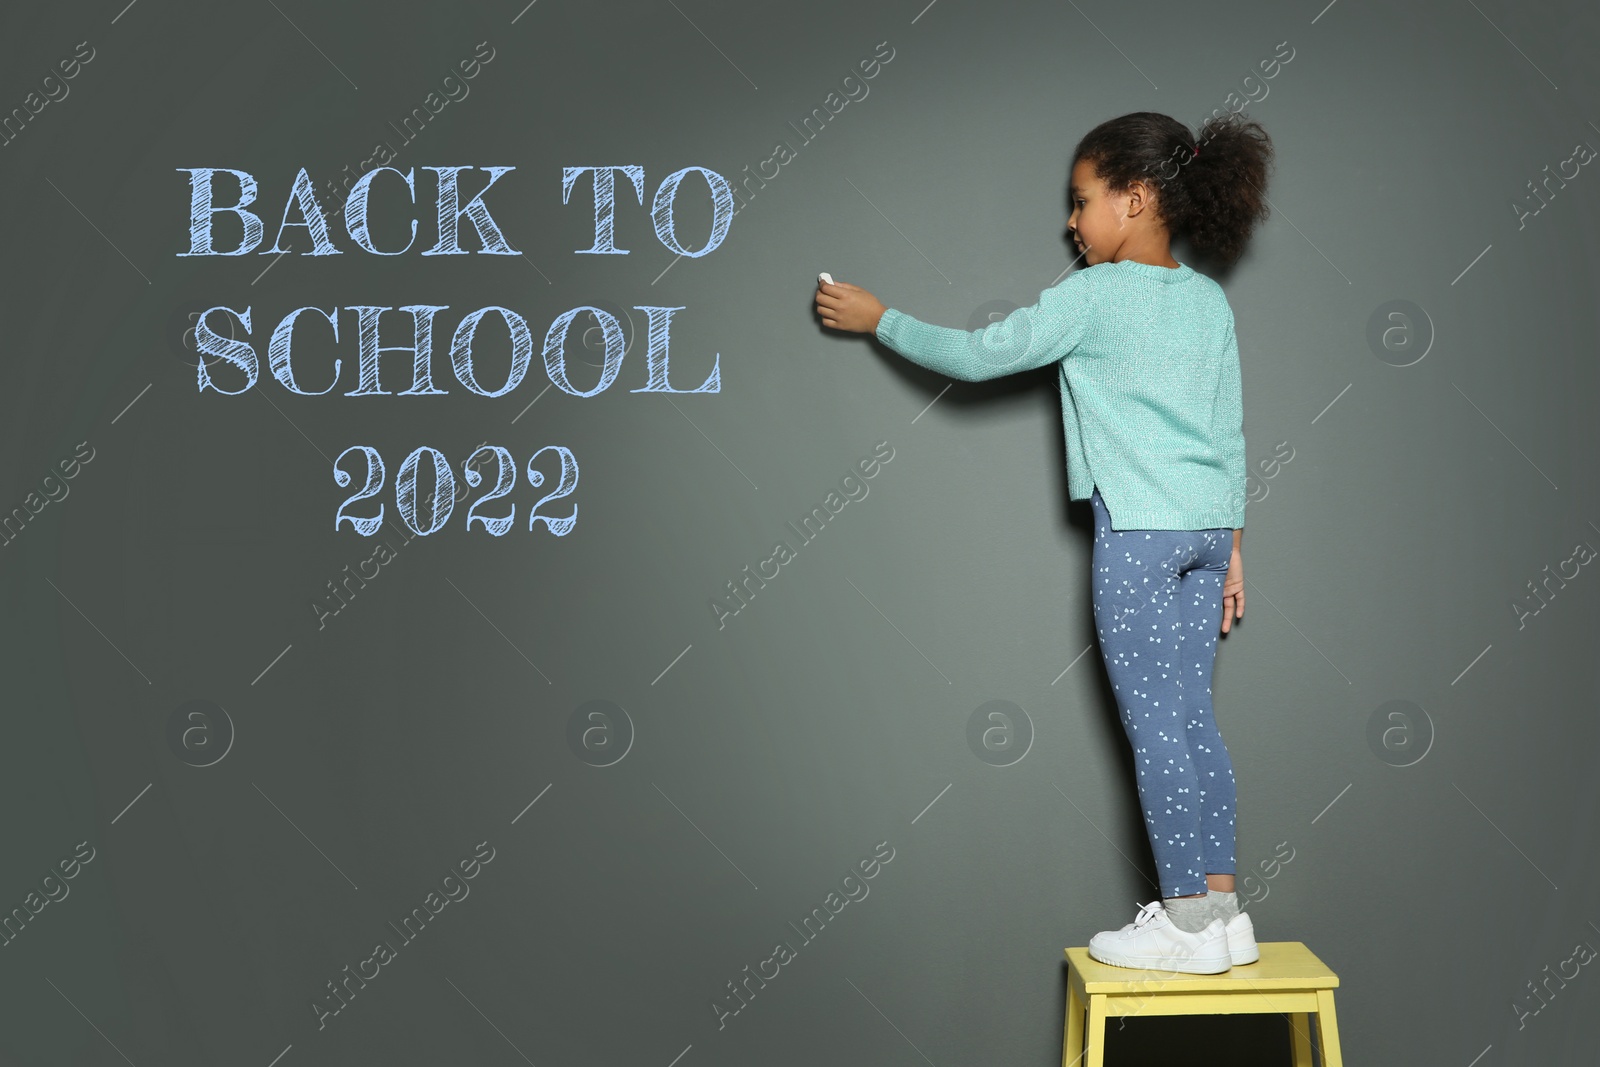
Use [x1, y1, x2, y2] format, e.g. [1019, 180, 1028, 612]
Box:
[1063, 941, 1339, 993]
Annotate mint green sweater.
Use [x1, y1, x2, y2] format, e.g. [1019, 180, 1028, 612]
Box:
[874, 259, 1245, 531]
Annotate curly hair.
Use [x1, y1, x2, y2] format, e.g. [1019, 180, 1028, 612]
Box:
[1071, 111, 1275, 266]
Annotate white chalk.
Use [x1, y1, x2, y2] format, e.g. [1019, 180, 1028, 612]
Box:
[818, 272, 835, 286]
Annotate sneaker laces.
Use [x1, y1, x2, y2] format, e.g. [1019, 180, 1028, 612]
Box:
[1131, 900, 1167, 928]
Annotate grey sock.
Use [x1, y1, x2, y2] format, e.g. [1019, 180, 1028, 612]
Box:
[1161, 895, 1214, 934]
[1208, 889, 1240, 923]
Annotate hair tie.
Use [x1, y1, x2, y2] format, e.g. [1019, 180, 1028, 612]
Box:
[1192, 143, 1200, 158]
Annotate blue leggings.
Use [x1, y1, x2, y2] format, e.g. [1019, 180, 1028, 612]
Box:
[1088, 487, 1237, 899]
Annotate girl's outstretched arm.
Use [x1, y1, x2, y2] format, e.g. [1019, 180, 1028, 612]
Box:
[815, 271, 1097, 382]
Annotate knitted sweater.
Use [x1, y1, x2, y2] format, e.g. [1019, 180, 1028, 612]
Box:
[873, 259, 1245, 531]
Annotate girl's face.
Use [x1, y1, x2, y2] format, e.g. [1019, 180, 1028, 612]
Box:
[1066, 158, 1136, 266]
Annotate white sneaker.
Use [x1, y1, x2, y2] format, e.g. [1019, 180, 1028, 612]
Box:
[1221, 909, 1259, 965]
[1087, 900, 1232, 974]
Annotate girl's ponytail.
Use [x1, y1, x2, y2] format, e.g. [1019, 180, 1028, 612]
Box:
[1179, 112, 1275, 265]
[1072, 111, 1276, 266]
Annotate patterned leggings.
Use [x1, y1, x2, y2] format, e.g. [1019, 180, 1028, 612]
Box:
[1088, 487, 1238, 899]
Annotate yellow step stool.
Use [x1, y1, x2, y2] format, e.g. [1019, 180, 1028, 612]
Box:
[1062, 941, 1342, 1066]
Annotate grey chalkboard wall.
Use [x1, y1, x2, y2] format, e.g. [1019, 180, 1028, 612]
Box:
[3, 1, 1598, 1064]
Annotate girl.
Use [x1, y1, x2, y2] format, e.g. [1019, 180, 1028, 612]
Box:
[814, 111, 1274, 973]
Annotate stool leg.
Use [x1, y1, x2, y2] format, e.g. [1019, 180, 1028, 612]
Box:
[1084, 997, 1107, 1067]
[1314, 990, 1344, 1067]
[1063, 982, 1085, 1066]
[1287, 1012, 1314, 1066]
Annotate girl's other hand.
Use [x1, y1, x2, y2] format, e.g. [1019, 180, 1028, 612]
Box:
[815, 279, 887, 334]
[1221, 549, 1244, 634]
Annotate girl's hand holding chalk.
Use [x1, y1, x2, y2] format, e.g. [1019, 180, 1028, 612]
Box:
[814, 274, 888, 334]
